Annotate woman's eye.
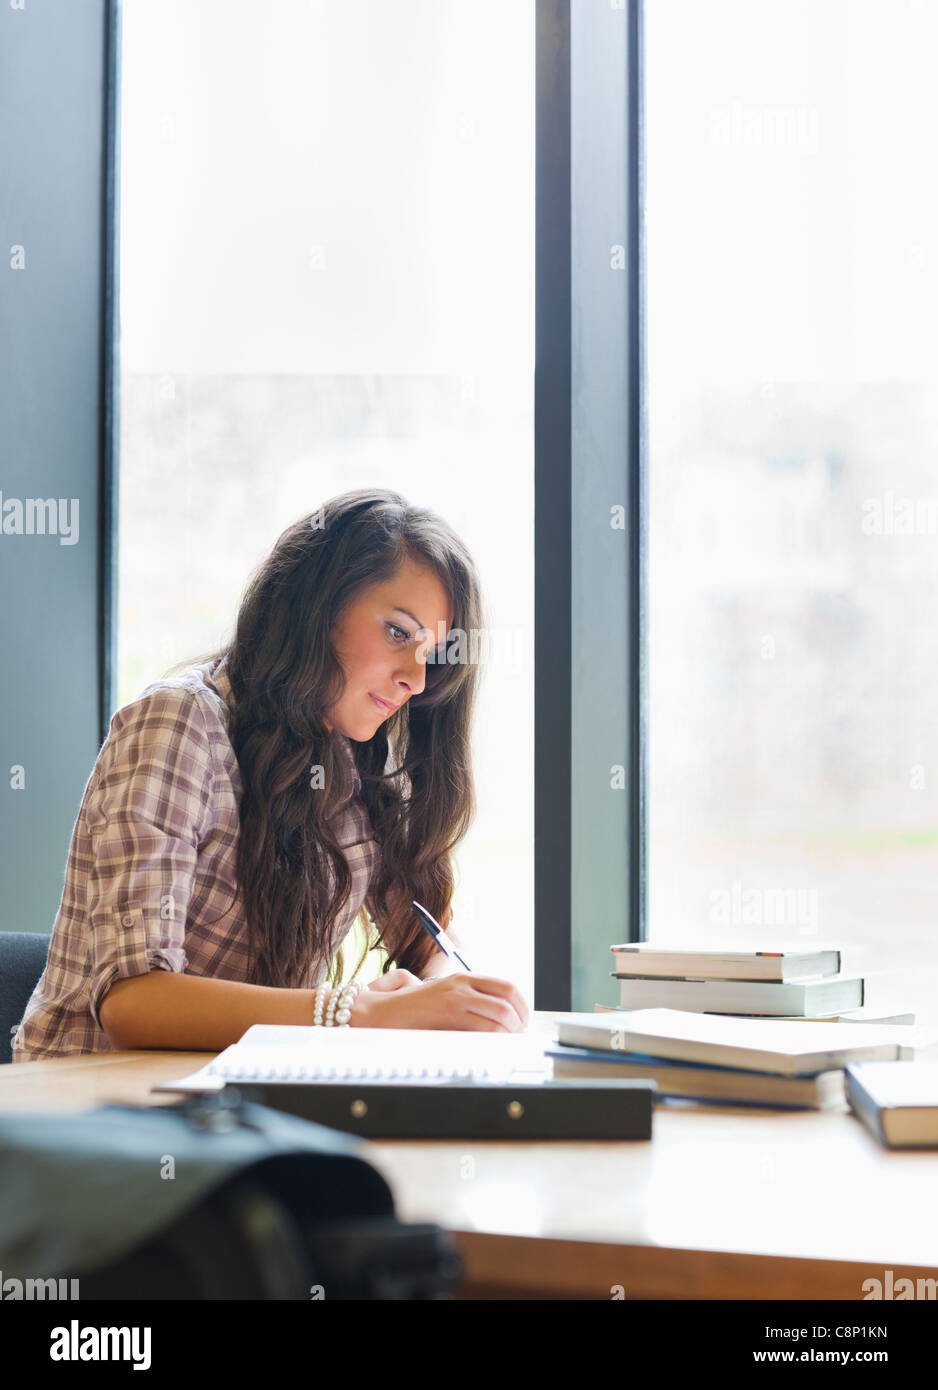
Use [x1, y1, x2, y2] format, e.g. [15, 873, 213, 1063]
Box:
[386, 623, 410, 644]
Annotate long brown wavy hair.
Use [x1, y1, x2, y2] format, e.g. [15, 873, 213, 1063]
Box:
[168, 488, 486, 990]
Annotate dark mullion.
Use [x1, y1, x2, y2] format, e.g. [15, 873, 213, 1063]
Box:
[99, 0, 122, 745]
[535, 0, 572, 1008]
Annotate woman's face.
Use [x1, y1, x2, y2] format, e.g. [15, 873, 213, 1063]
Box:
[323, 556, 454, 739]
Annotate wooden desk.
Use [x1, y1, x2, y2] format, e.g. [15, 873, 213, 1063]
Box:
[2, 1011, 937, 1299]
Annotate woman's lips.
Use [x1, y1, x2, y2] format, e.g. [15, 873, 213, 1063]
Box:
[369, 693, 395, 713]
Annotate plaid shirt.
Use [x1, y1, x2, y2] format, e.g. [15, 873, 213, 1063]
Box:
[12, 655, 380, 1061]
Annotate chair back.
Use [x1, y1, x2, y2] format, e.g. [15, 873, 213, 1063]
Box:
[0, 933, 51, 1062]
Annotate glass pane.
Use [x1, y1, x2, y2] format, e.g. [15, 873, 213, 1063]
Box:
[646, 0, 938, 1020]
[118, 0, 535, 992]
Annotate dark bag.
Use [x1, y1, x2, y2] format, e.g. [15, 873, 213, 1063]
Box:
[0, 1089, 461, 1299]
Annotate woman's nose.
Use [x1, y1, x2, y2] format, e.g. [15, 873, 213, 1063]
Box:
[397, 649, 427, 695]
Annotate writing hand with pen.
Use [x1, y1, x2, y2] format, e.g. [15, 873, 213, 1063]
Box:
[351, 901, 530, 1032]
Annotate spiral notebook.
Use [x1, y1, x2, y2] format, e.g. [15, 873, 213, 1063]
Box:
[153, 1024, 555, 1093]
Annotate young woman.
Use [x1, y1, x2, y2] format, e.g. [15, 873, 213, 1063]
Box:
[13, 488, 529, 1059]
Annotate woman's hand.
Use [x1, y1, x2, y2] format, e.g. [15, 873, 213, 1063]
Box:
[363, 969, 424, 993]
[352, 972, 530, 1031]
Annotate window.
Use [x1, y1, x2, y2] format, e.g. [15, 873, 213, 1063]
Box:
[646, 0, 938, 1017]
[118, 0, 535, 992]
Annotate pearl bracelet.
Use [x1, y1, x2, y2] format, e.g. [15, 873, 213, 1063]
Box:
[312, 982, 331, 1026]
[338, 979, 363, 1025]
[327, 979, 363, 1027]
[312, 978, 363, 1027]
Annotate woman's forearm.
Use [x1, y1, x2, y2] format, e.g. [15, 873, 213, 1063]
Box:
[98, 970, 372, 1051]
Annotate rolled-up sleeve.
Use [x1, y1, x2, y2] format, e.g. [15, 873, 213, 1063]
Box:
[84, 686, 217, 1029]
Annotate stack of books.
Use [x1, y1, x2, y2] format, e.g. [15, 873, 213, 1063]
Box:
[547, 1008, 938, 1112]
[607, 943, 913, 1022]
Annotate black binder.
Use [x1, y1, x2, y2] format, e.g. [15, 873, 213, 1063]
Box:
[227, 1077, 655, 1140]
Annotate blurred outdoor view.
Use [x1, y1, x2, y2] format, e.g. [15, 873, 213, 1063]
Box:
[118, 1, 534, 993]
[646, 0, 938, 1017]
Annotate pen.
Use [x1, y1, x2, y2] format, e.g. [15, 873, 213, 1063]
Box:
[411, 900, 473, 972]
